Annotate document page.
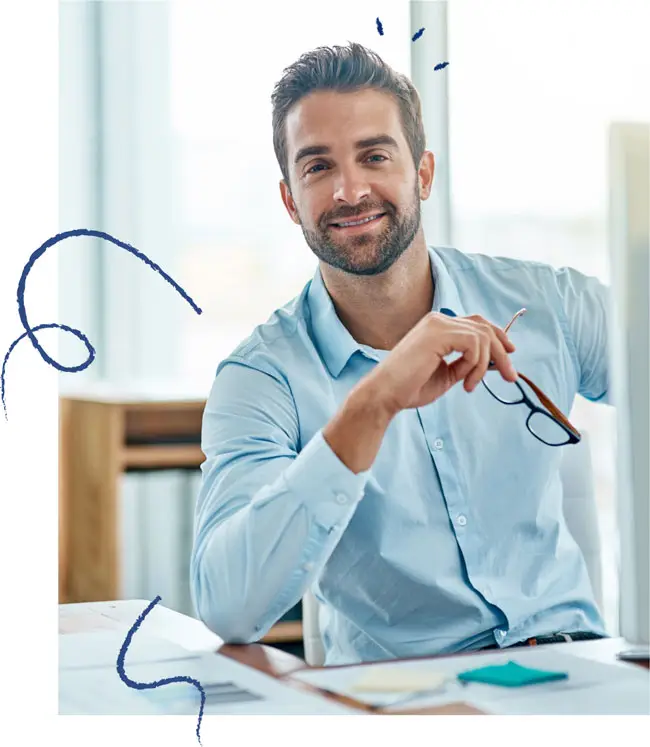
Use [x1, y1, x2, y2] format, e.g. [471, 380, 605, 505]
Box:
[59, 634, 358, 716]
[59, 630, 203, 670]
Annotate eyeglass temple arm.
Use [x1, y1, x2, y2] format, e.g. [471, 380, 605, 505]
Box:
[517, 372, 581, 438]
[501, 309, 581, 439]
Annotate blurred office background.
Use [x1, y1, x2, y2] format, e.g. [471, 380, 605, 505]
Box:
[57, 0, 650, 648]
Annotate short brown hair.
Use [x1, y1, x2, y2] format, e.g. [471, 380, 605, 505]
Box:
[271, 41, 426, 190]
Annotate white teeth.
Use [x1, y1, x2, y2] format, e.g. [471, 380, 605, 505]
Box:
[336, 214, 383, 227]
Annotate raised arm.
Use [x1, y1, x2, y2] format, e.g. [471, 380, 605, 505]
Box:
[190, 310, 518, 643]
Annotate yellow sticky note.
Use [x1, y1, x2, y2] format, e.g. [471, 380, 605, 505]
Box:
[350, 668, 449, 693]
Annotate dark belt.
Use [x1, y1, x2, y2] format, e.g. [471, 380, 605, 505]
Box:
[482, 631, 604, 650]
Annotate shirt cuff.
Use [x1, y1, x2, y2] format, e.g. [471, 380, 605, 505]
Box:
[282, 428, 371, 530]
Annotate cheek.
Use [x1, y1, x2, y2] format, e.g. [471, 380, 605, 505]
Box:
[293, 195, 320, 227]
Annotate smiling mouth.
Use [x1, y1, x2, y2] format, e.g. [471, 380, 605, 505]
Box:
[330, 212, 387, 229]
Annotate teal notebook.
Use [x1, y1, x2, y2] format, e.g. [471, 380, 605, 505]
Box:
[457, 660, 569, 687]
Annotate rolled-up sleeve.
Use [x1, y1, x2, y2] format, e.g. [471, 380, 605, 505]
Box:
[553, 266, 611, 404]
[190, 357, 370, 643]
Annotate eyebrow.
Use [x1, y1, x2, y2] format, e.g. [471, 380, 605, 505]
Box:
[293, 134, 399, 166]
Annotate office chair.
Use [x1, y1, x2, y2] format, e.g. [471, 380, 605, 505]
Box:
[302, 431, 604, 666]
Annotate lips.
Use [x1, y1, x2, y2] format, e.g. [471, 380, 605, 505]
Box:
[329, 212, 386, 228]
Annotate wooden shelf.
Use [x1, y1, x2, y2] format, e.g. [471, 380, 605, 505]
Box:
[262, 621, 303, 644]
[121, 444, 205, 470]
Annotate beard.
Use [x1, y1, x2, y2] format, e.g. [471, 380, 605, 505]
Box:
[297, 180, 421, 277]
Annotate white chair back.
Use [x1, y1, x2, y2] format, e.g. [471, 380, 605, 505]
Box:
[302, 431, 603, 666]
[559, 430, 604, 610]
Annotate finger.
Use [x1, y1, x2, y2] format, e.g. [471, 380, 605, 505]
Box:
[487, 334, 518, 382]
[464, 330, 490, 392]
[432, 321, 482, 362]
[468, 320, 517, 380]
[468, 315, 515, 352]
[493, 325, 516, 352]
[448, 352, 479, 386]
[464, 333, 492, 392]
[442, 331, 481, 385]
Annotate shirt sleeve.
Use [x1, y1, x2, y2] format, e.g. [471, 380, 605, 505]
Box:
[190, 357, 371, 644]
[552, 266, 611, 404]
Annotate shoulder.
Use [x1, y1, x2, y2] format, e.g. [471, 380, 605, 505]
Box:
[434, 244, 557, 281]
[214, 280, 312, 382]
[433, 245, 567, 302]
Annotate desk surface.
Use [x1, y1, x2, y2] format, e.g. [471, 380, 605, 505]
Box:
[59, 600, 648, 715]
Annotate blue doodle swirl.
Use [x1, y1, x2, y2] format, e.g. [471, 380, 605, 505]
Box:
[411, 26, 425, 42]
[376, 17, 383, 35]
[117, 596, 207, 744]
[1, 228, 202, 420]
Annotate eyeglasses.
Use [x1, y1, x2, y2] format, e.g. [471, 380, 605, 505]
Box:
[440, 307, 581, 447]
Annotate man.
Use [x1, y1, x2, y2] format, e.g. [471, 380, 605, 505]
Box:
[190, 42, 609, 665]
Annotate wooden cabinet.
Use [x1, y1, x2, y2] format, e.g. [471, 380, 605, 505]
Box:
[59, 389, 302, 645]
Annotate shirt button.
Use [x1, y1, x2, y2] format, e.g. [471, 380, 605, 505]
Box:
[433, 438, 444, 450]
[457, 514, 467, 526]
[303, 562, 315, 572]
[335, 493, 348, 505]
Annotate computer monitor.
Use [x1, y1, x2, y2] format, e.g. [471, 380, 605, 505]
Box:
[607, 121, 650, 651]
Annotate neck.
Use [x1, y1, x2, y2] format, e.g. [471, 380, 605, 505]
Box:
[320, 235, 434, 351]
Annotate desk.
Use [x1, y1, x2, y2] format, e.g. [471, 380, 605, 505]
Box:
[59, 600, 648, 716]
[58, 389, 302, 646]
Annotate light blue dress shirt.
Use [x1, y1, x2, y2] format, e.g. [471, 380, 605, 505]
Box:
[191, 245, 609, 665]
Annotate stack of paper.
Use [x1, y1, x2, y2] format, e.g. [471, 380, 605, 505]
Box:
[59, 630, 358, 716]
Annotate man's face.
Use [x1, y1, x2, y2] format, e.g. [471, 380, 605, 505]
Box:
[280, 89, 429, 276]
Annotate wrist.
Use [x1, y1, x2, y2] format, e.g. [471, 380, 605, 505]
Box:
[350, 374, 399, 425]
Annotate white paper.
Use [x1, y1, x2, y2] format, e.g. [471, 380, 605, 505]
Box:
[60, 645, 359, 715]
[291, 646, 650, 714]
[59, 600, 222, 653]
[59, 630, 203, 670]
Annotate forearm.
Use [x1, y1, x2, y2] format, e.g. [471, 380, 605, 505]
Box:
[323, 378, 396, 474]
[190, 430, 370, 643]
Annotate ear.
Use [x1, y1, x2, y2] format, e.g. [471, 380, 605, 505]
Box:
[279, 179, 301, 225]
[417, 151, 435, 200]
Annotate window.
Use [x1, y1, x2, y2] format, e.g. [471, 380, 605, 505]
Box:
[168, 0, 411, 390]
[447, 0, 650, 633]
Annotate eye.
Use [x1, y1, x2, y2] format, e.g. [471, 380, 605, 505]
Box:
[367, 154, 387, 163]
[306, 162, 328, 174]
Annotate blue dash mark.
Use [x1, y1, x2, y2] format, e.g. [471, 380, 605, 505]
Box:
[1, 228, 202, 420]
[116, 596, 207, 745]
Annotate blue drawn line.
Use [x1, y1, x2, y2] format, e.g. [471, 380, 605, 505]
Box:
[412, 27, 425, 42]
[376, 17, 383, 35]
[1, 228, 203, 420]
[117, 596, 206, 745]
[434, 61, 450, 71]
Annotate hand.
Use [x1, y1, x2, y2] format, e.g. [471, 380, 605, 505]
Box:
[364, 311, 518, 417]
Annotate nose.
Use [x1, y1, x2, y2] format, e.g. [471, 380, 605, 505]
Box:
[331, 163, 371, 206]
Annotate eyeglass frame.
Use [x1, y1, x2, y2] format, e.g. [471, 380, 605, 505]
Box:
[439, 306, 582, 447]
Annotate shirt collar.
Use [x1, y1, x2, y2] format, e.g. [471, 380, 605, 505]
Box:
[307, 246, 468, 378]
